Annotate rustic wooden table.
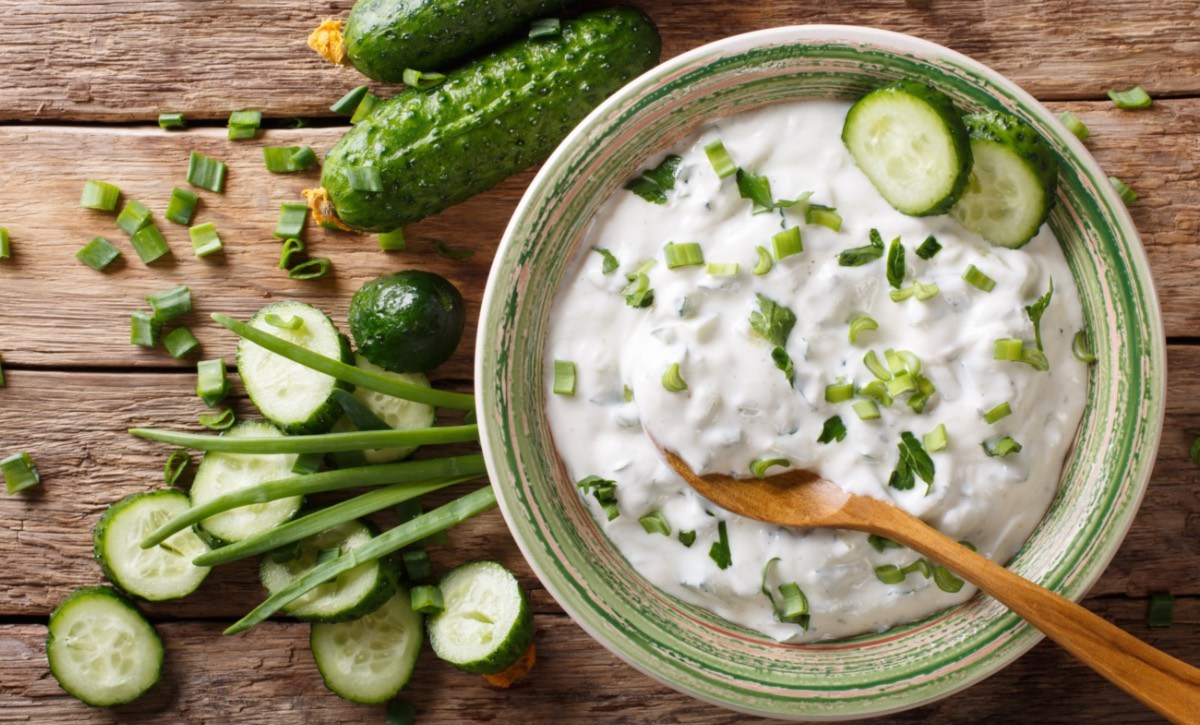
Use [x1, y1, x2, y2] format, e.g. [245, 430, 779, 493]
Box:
[1, 1, 1197, 722]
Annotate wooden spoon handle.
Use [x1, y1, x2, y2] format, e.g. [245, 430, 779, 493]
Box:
[852, 495, 1200, 723]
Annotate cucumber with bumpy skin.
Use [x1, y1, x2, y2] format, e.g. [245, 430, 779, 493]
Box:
[842, 80, 973, 216]
[94, 490, 211, 601]
[310, 588, 423, 703]
[321, 7, 661, 232]
[950, 110, 1059, 249]
[330, 355, 436, 464]
[427, 560, 533, 674]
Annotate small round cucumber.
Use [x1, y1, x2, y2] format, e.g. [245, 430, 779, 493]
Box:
[238, 301, 353, 435]
[47, 586, 163, 707]
[330, 355, 436, 464]
[259, 518, 397, 622]
[349, 271, 466, 374]
[842, 80, 973, 216]
[950, 110, 1059, 248]
[190, 420, 301, 544]
[94, 490, 211, 601]
[310, 588, 423, 704]
[427, 560, 533, 675]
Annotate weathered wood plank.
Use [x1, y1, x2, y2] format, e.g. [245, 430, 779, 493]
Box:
[3, 0, 1200, 123]
[0, 99, 1196, 370]
[0, 597, 1194, 722]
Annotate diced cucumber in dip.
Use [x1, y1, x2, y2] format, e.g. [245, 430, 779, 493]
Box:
[544, 99, 1087, 643]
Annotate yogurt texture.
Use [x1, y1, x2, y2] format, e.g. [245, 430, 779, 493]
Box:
[544, 100, 1088, 642]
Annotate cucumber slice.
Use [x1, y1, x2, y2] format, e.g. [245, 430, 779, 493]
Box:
[47, 586, 163, 707]
[842, 80, 973, 216]
[427, 561, 533, 675]
[190, 420, 301, 544]
[238, 301, 353, 435]
[330, 355, 436, 464]
[310, 589, 423, 704]
[94, 490, 211, 601]
[950, 111, 1059, 248]
[259, 518, 397, 622]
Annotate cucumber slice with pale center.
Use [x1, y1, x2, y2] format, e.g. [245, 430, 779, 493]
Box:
[950, 110, 1059, 249]
[94, 490, 211, 601]
[427, 560, 533, 675]
[238, 301, 352, 435]
[842, 80, 972, 216]
[310, 588, 423, 704]
[47, 586, 163, 707]
[190, 420, 301, 544]
[260, 518, 396, 622]
[330, 355, 436, 464]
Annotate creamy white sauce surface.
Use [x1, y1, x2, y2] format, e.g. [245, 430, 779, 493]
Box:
[544, 100, 1088, 642]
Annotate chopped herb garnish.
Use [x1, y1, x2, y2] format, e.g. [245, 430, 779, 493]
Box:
[983, 402, 1012, 424]
[593, 247, 619, 274]
[1020, 347, 1050, 372]
[860, 380, 893, 407]
[291, 453, 322, 476]
[1107, 85, 1152, 110]
[825, 380, 854, 403]
[164, 327, 200, 359]
[1109, 175, 1137, 205]
[378, 228, 405, 251]
[274, 202, 308, 239]
[1025, 279, 1054, 351]
[196, 358, 230, 407]
[330, 85, 369, 115]
[402, 68, 446, 89]
[198, 407, 237, 431]
[146, 285, 191, 322]
[776, 582, 809, 626]
[76, 237, 122, 271]
[752, 246, 773, 275]
[837, 228, 885, 267]
[130, 224, 170, 264]
[639, 511, 671, 536]
[867, 534, 902, 552]
[350, 92, 381, 124]
[852, 399, 880, 420]
[982, 436, 1022, 457]
[165, 187, 199, 226]
[227, 109, 262, 140]
[760, 558, 781, 610]
[116, 199, 153, 235]
[915, 235, 942, 260]
[622, 272, 654, 308]
[993, 338, 1024, 361]
[805, 204, 842, 231]
[189, 222, 223, 258]
[735, 168, 809, 214]
[290, 146, 319, 170]
[2, 452, 41, 494]
[864, 350, 890, 381]
[924, 423, 949, 452]
[708, 520, 732, 570]
[932, 564, 964, 593]
[410, 585, 445, 615]
[157, 112, 185, 129]
[80, 180, 121, 211]
[263, 146, 318, 173]
[706, 262, 739, 277]
[848, 315, 878, 344]
[0, 228, 9, 259]
[1072, 329, 1097, 364]
[624, 155, 682, 205]
[703, 139, 737, 179]
[750, 294, 796, 384]
[1148, 593, 1175, 628]
[886, 237, 905, 289]
[963, 264, 996, 292]
[750, 458, 789, 479]
[288, 258, 332, 280]
[552, 360, 576, 396]
[1059, 111, 1090, 140]
[874, 564, 906, 585]
[402, 550, 432, 580]
[886, 373, 916, 398]
[678, 530, 696, 548]
[528, 17, 561, 39]
[772, 226, 802, 260]
[661, 363, 688, 392]
[164, 450, 191, 488]
[577, 475, 619, 521]
[187, 151, 227, 193]
[889, 432, 935, 492]
[130, 310, 162, 348]
[818, 416, 847, 444]
[664, 242, 704, 269]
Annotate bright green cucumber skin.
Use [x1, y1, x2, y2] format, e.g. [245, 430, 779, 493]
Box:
[323, 7, 661, 232]
[963, 110, 1058, 230]
[345, 0, 575, 82]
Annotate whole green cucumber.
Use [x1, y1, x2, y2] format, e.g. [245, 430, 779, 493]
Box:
[321, 7, 661, 233]
[346, 0, 576, 82]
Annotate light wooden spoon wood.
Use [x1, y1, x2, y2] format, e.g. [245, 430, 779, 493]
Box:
[657, 446, 1200, 723]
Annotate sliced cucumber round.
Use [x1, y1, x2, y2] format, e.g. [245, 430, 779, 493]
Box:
[190, 420, 301, 544]
[47, 586, 163, 707]
[259, 518, 397, 622]
[427, 561, 533, 675]
[330, 355, 436, 464]
[238, 301, 353, 435]
[94, 490, 211, 601]
[950, 110, 1059, 248]
[310, 588, 423, 704]
[842, 79, 973, 216]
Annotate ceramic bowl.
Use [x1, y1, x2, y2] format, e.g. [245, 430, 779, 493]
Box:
[475, 25, 1164, 720]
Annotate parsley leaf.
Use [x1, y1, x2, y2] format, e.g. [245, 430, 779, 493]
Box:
[624, 155, 682, 204]
[592, 247, 619, 275]
[1025, 278, 1054, 351]
[735, 168, 811, 214]
[709, 520, 732, 569]
[915, 235, 942, 260]
[750, 294, 797, 384]
[817, 416, 847, 444]
[577, 475, 620, 520]
[837, 228, 886, 267]
[886, 237, 906, 289]
[889, 432, 935, 492]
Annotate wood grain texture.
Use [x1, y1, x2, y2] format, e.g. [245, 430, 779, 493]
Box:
[3, 0, 1200, 122]
[0, 98, 1197, 372]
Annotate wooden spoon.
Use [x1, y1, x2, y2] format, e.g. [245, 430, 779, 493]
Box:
[657, 446, 1200, 723]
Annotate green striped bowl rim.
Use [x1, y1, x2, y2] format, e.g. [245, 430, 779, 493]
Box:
[476, 25, 1164, 720]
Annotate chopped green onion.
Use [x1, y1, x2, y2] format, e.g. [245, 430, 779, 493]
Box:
[886, 349, 921, 376]
[164, 187, 199, 226]
[163, 327, 200, 359]
[146, 285, 191, 322]
[528, 17, 562, 39]
[904, 558, 932, 578]
[993, 338, 1024, 361]
[577, 475, 619, 521]
[708, 520, 732, 570]
[116, 199, 153, 235]
[344, 166, 382, 193]
[187, 151, 227, 193]
[963, 264, 996, 292]
[913, 280, 939, 301]
[75, 237, 122, 271]
[189, 222, 223, 258]
[198, 407, 237, 431]
[164, 450, 191, 487]
[553, 360, 576, 396]
[288, 258, 333, 280]
[864, 350, 890, 381]
[889, 287, 914, 302]
[890, 432, 935, 492]
[0, 228, 9, 259]
[402, 549, 432, 580]
[274, 202, 308, 239]
[2, 452, 41, 494]
[291, 453, 323, 476]
[1030, 282, 1062, 357]
[639, 510, 671, 536]
[874, 564, 905, 584]
[868, 534, 903, 552]
[130, 224, 170, 264]
[772, 227, 803, 260]
[752, 246, 773, 275]
[983, 402, 1012, 424]
[227, 109, 262, 140]
[824, 381, 854, 403]
[1020, 347, 1050, 372]
[706, 262, 739, 277]
[932, 564, 964, 593]
[625, 155, 681, 205]
[817, 416, 847, 444]
[750, 458, 789, 479]
[860, 380, 893, 407]
[1107, 85, 1152, 110]
[1148, 593, 1175, 628]
[776, 582, 809, 625]
[330, 85, 369, 115]
[290, 145, 318, 170]
[592, 247, 619, 274]
[130, 310, 162, 348]
[278, 237, 304, 269]
[196, 358, 229, 407]
[410, 585, 445, 615]
[837, 228, 885, 267]
[350, 92, 381, 124]
[703, 139, 737, 179]
[1059, 111, 1090, 140]
[1072, 329, 1097, 364]
[915, 235, 942, 260]
[924, 423, 949, 452]
[886, 373, 916, 398]
[662, 363, 688, 392]
[848, 315, 878, 344]
[805, 204, 841, 231]
[678, 530, 696, 548]
[735, 169, 810, 215]
[264, 314, 303, 331]
[378, 228, 406, 251]
[402, 68, 446, 89]
[886, 237, 905, 288]
[80, 180, 121, 211]
[982, 436, 1022, 457]
[262, 146, 312, 173]
[664, 242, 704, 269]
[430, 239, 474, 260]
[158, 112, 185, 129]
[623, 385, 633, 403]
[1109, 175, 1137, 204]
[852, 399, 880, 420]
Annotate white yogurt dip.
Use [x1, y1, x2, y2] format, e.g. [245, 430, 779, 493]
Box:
[544, 100, 1088, 642]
